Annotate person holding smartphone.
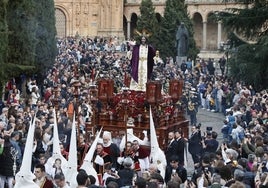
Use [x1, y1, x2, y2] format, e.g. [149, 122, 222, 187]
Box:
[165, 155, 187, 183]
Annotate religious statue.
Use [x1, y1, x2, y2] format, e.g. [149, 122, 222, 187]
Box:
[129, 35, 155, 92]
[176, 22, 189, 58]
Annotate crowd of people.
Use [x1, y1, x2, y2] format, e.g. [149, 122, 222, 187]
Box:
[0, 35, 268, 188]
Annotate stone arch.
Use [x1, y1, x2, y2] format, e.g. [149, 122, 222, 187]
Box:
[130, 13, 138, 39]
[206, 12, 218, 50]
[54, 5, 70, 37]
[155, 12, 162, 23]
[123, 15, 127, 39]
[192, 12, 203, 49]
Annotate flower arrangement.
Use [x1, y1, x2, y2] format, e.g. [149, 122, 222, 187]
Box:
[108, 90, 179, 123]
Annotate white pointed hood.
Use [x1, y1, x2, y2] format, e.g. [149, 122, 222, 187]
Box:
[80, 127, 103, 185]
[65, 113, 78, 187]
[14, 116, 39, 188]
[46, 109, 67, 175]
[119, 128, 148, 151]
[149, 106, 167, 179]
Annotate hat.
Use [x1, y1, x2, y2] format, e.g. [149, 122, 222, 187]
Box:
[14, 117, 38, 188]
[65, 113, 78, 188]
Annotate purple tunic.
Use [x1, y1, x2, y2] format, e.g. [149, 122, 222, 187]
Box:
[130, 44, 156, 83]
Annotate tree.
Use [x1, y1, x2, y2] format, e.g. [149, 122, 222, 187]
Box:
[219, 0, 268, 90]
[34, 0, 57, 74]
[157, 0, 198, 60]
[0, 0, 57, 97]
[135, 0, 159, 47]
[7, 0, 37, 66]
[0, 0, 9, 96]
[135, 0, 198, 61]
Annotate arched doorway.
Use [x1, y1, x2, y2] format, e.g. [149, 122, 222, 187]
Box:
[123, 16, 127, 40]
[155, 13, 162, 23]
[130, 13, 138, 39]
[207, 12, 218, 51]
[55, 8, 66, 38]
[193, 12, 203, 50]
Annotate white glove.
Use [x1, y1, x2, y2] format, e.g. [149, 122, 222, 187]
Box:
[94, 155, 104, 166]
[117, 157, 124, 165]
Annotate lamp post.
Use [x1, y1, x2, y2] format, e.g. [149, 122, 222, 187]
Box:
[220, 40, 231, 75]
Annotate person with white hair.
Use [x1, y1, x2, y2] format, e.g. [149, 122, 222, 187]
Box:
[102, 131, 120, 169]
[117, 157, 135, 187]
[221, 143, 239, 165]
[93, 143, 112, 175]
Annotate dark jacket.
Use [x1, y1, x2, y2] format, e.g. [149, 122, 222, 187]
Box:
[165, 140, 178, 163]
[0, 140, 16, 177]
[188, 131, 202, 155]
[118, 168, 135, 187]
[176, 138, 185, 165]
[165, 165, 187, 183]
[103, 143, 120, 169]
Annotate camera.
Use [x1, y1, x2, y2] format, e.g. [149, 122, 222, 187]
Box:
[187, 176, 192, 181]
[204, 167, 209, 174]
[196, 123, 202, 129]
[206, 127, 212, 131]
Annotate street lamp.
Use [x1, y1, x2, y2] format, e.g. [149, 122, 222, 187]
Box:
[220, 40, 231, 75]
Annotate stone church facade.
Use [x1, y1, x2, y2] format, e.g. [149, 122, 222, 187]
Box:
[54, 0, 242, 57]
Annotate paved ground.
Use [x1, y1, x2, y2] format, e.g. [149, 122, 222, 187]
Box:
[185, 107, 225, 175]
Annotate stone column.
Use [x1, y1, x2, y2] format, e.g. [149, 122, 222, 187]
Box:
[217, 21, 222, 49]
[202, 21, 207, 50]
[127, 21, 131, 40]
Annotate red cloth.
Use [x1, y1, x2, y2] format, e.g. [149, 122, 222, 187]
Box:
[103, 146, 111, 156]
[44, 91, 52, 102]
[42, 178, 54, 188]
[136, 146, 150, 159]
